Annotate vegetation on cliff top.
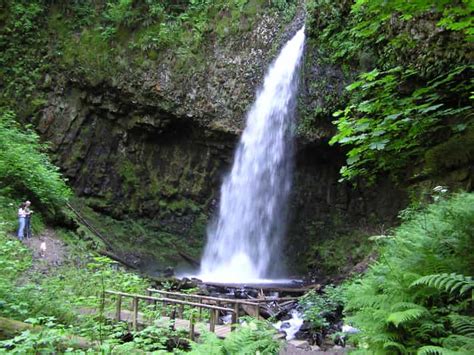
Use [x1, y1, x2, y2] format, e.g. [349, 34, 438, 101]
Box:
[0, 0, 297, 115]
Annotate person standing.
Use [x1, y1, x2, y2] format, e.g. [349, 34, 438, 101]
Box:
[17, 202, 27, 240]
[24, 200, 33, 239]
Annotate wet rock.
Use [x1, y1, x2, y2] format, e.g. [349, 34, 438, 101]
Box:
[177, 278, 198, 290]
[163, 267, 174, 277]
[299, 321, 312, 332]
[288, 340, 310, 350]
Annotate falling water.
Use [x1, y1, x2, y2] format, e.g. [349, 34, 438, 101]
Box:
[199, 27, 306, 283]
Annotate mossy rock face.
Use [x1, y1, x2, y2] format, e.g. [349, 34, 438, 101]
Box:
[424, 128, 474, 176]
[17, 0, 409, 278]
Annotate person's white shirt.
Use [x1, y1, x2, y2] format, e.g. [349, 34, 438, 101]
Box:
[18, 208, 27, 218]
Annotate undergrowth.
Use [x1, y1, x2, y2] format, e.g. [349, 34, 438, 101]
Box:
[344, 192, 474, 354]
[0, 220, 280, 353]
[187, 318, 281, 354]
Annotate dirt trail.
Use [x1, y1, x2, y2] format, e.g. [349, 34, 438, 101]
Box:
[23, 228, 67, 273]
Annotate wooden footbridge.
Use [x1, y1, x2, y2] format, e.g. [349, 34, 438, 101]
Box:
[102, 289, 297, 339]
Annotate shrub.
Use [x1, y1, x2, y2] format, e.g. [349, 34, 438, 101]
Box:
[188, 318, 281, 354]
[299, 285, 346, 332]
[0, 110, 71, 213]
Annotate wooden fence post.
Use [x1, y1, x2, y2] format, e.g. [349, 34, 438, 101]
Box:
[132, 297, 138, 331]
[170, 305, 176, 331]
[231, 303, 239, 331]
[162, 300, 167, 316]
[209, 309, 215, 332]
[115, 295, 122, 322]
[189, 313, 195, 341]
[198, 299, 202, 322]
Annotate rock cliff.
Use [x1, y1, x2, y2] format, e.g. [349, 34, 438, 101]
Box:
[10, 0, 406, 278]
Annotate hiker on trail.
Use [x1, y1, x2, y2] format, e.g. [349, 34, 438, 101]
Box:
[17, 202, 27, 240]
[24, 200, 33, 239]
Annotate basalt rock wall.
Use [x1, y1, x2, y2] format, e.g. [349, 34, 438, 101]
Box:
[34, 5, 405, 278]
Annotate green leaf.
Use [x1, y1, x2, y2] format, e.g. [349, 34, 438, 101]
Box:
[369, 139, 389, 150]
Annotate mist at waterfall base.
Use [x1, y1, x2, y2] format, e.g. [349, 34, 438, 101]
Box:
[186, 28, 306, 284]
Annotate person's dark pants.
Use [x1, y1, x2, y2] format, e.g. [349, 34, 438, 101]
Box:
[25, 216, 31, 238]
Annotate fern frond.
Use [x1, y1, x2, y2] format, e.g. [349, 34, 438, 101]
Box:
[412, 320, 446, 339]
[383, 341, 407, 352]
[449, 314, 474, 336]
[391, 302, 425, 311]
[441, 334, 474, 351]
[411, 273, 474, 296]
[387, 308, 427, 327]
[417, 345, 458, 355]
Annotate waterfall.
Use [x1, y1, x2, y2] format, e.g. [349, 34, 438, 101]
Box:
[199, 27, 306, 283]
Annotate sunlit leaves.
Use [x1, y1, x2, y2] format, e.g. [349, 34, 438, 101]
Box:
[330, 65, 473, 183]
[0, 110, 71, 211]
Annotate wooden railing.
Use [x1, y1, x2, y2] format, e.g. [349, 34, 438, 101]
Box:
[146, 288, 298, 323]
[104, 290, 236, 337]
[147, 288, 260, 322]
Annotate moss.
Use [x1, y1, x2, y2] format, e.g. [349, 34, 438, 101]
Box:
[189, 213, 208, 237]
[118, 159, 140, 191]
[424, 128, 474, 175]
[305, 231, 374, 277]
[61, 27, 118, 84]
[71, 197, 203, 270]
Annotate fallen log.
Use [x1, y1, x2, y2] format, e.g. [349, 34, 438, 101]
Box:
[201, 282, 318, 295]
[0, 316, 95, 349]
[98, 249, 138, 270]
[0, 316, 41, 339]
[178, 251, 200, 268]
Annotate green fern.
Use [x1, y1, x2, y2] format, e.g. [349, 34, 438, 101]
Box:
[345, 193, 474, 353]
[383, 341, 407, 352]
[413, 321, 446, 339]
[411, 273, 474, 296]
[222, 319, 281, 355]
[449, 315, 474, 336]
[417, 345, 460, 355]
[187, 330, 223, 355]
[440, 334, 474, 352]
[387, 308, 427, 327]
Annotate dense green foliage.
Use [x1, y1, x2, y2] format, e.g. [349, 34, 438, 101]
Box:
[187, 319, 281, 354]
[300, 285, 345, 331]
[331, 65, 472, 183]
[0, 224, 141, 350]
[0, 0, 48, 112]
[0, 110, 71, 212]
[344, 192, 474, 353]
[305, 0, 473, 183]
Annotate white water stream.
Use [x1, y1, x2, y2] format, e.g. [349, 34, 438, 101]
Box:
[198, 27, 306, 283]
[274, 310, 304, 340]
